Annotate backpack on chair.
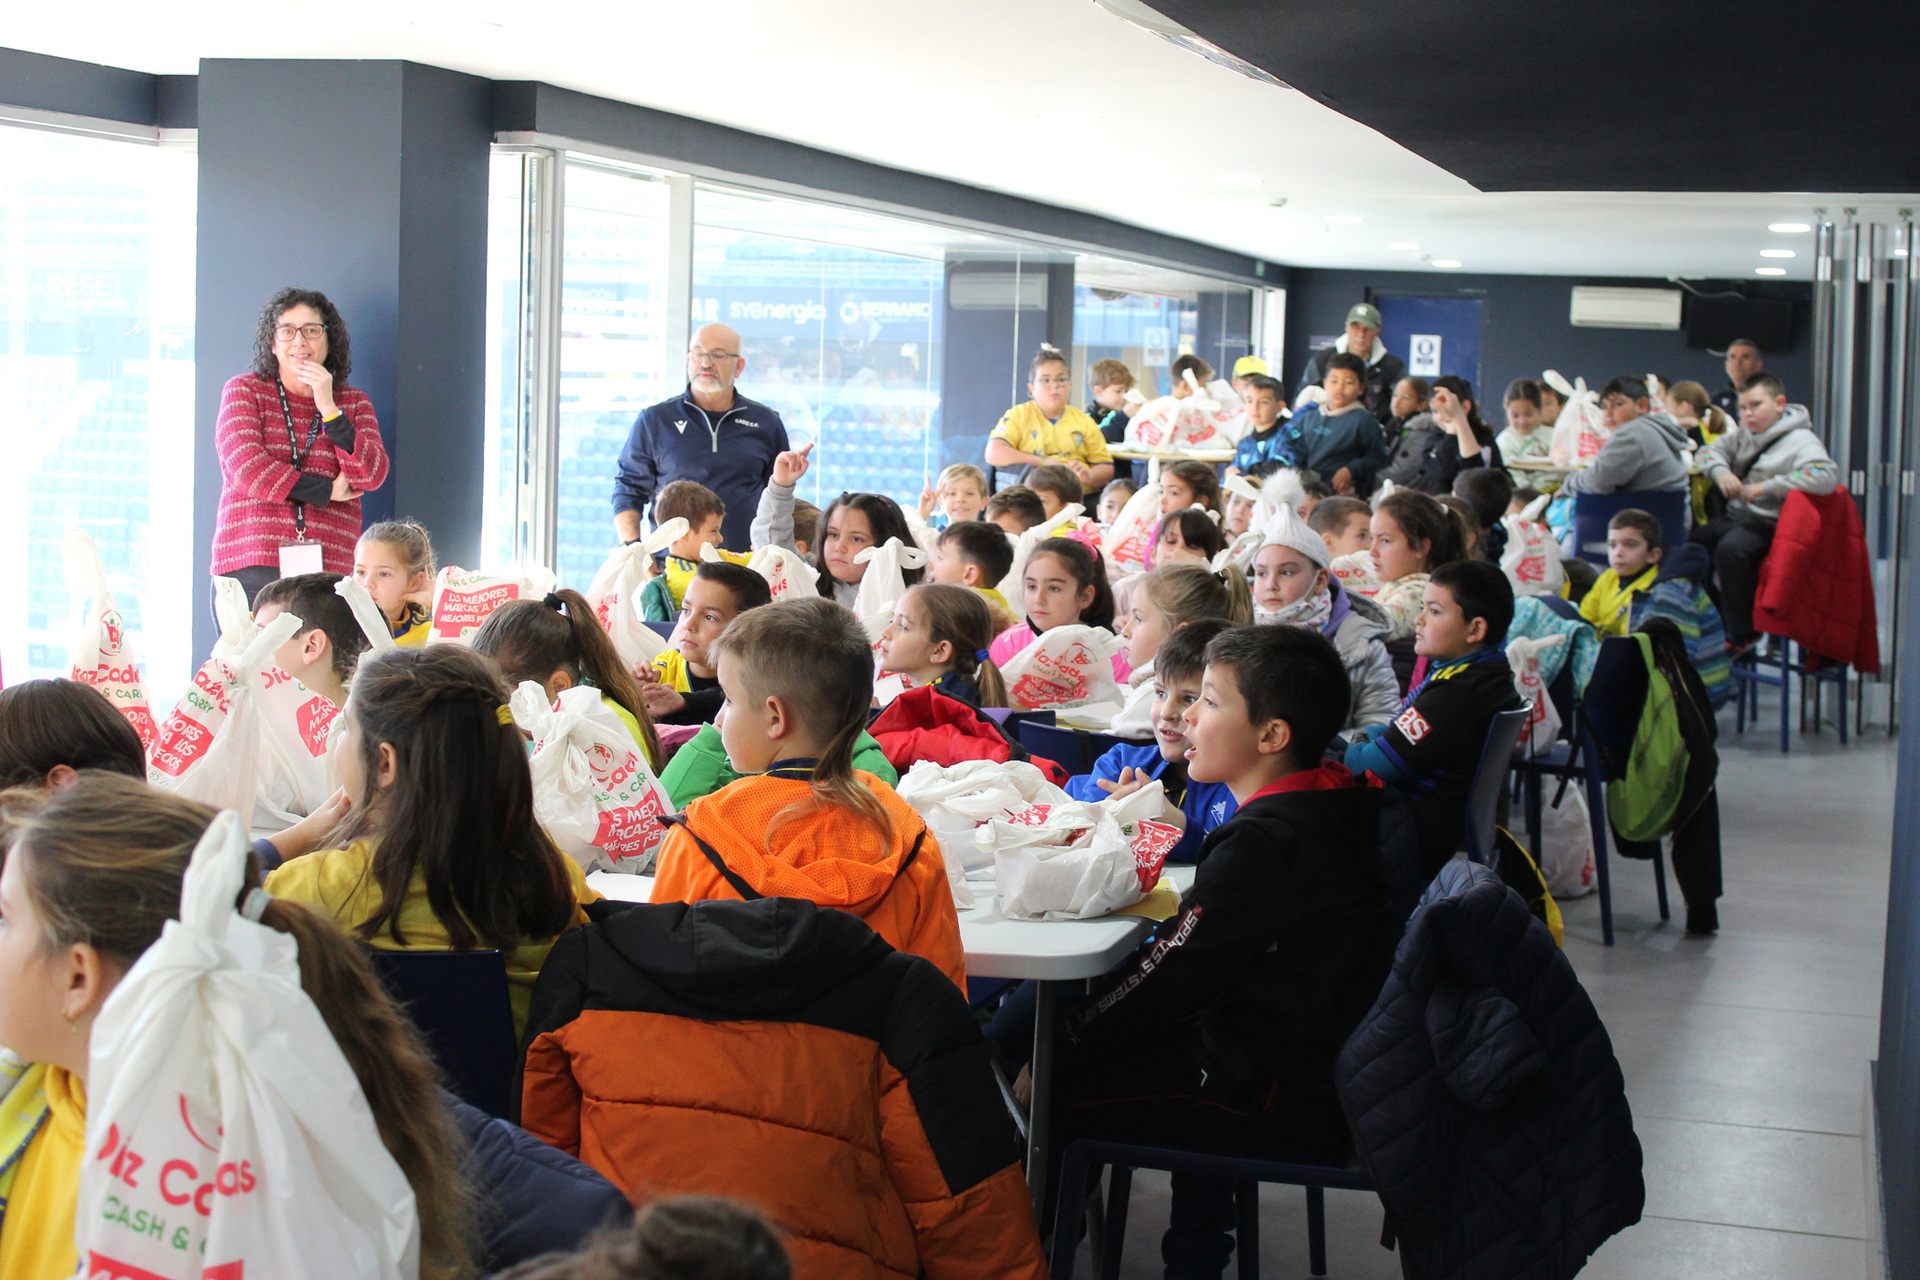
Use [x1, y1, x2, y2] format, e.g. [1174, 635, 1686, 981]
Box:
[1605, 632, 1689, 843]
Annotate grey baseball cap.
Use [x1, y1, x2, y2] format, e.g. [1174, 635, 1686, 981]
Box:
[1346, 303, 1382, 328]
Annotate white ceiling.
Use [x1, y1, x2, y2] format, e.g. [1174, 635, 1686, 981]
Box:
[11, 0, 1918, 280]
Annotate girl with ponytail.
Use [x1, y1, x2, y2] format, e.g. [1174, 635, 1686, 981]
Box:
[264, 645, 596, 1035]
[471, 587, 663, 767]
[879, 583, 1009, 708]
[0, 775, 471, 1279]
[648, 597, 966, 990]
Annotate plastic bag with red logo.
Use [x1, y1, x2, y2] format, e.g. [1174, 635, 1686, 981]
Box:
[584, 519, 687, 670]
[78, 809, 420, 1280]
[511, 680, 676, 875]
[1328, 548, 1383, 599]
[147, 609, 305, 820]
[65, 527, 157, 750]
[984, 780, 1180, 920]
[1101, 482, 1163, 578]
[427, 562, 559, 645]
[998, 623, 1125, 713]
[1544, 370, 1612, 467]
[1500, 492, 1566, 597]
[732, 542, 821, 602]
[1506, 633, 1565, 758]
[997, 502, 1089, 603]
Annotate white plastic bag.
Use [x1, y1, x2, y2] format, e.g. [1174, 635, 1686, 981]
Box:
[852, 536, 929, 619]
[1537, 783, 1596, 899]
[1101, 483, 1163, 578]
[334, 574, 399, 657]
[65, 527, 157, 749]
[896, 759, 1074, 903]
[1123, 394, 1185, 451]
[1543, 370, 1611, 467]
[511, 681, 676, 873]
[584, 518, 687, 670]
[79, 810, 420, 1280]
[1000, 624, 1125, 712]
[986, 782, 1179, 920]
[997, 502, 1089, 603]
[147, 611, 305, 817]
[1506, 633, 1566, 758]
[427, 562, 558, 644]
[736, 542, 821, 602]
[1329, 548, 1383, 599]
[1500, 493, 1567, 597]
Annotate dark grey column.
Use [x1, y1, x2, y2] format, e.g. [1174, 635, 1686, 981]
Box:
[939, 257, 1074, 487]
[192, 58, 490, 658]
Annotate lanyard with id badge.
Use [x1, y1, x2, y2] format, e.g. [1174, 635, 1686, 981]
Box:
[276, 381, 330, 576]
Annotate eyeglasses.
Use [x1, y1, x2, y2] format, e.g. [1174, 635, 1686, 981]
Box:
[688, 348, 739, 366]
[1033, 375, 1073, 387]
[274, 324, 327, 342]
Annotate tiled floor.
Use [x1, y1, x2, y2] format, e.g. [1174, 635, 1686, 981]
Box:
[1065, 711, 1895, 1278]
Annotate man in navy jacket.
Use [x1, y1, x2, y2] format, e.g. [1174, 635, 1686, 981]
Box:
[613, 322, 790, 552]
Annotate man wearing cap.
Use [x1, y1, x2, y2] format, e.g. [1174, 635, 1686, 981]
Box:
[1712, 339, 1765, 417]
[1297, 303, 1406, 420]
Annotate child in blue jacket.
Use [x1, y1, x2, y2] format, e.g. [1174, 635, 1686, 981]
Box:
[1065, 620, 1238, 861]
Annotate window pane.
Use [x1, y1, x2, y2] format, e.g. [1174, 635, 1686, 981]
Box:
[557, 162, 671, 590]
[693, 190, 942, 513]
[0, 126, 196, 710]
[481, 151, 527, 572]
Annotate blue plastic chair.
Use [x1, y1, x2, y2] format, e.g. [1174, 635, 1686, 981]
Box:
[1015, 720, 1127, 776]
[1732, 641, 1850, 754]
[1463, 706, 1532, 867]
[1049, 1138, 1374, 1278]
[368, 949, 519, 1119]
[1568, 490, 1691, 566]
[643, 619, 676, 639]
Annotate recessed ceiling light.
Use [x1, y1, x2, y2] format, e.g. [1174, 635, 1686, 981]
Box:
[1217, 174, 1263, 188]
[1387, 242, 1420, 251]
[1760, 249, 1796, 258]
[1325, 214, 1363, 224]
[1768, 222, 1812, 233]
[1433, 259, 1462, 269]
[1755, 267, 1788, 276]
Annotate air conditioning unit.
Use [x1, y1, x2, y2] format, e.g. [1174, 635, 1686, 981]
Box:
[1569, 286, 1683, 330]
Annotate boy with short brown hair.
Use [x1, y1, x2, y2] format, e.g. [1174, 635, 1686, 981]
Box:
[642, 481, 748, 620]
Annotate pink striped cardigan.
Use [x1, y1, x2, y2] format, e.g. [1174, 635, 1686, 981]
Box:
[211, 373, 389, 575]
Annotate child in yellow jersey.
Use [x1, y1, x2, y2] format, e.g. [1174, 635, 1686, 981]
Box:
[643, 561, 773, 726]
[984, 344, 1114, 490]
[265, 646, 598, 1038]
[639, 480, 753, 621]
[354, 519, 436, 646]
[0, 773, 472, 1278]
[470, 587, 663, 768]
[1579, 509, 1664, 636]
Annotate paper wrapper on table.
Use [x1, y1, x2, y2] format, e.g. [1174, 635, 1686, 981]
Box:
[1543, 370, 1611, 467]
[585, 519, 688, 669]
[64, 527, 157, 749]
[995, 502, 1089, 602]
[146, 609, 305, 820]
[985, 783, 1181, 921]
[1506, 633, 1566, 758]
[511, 681, 675, 874]
[1500, 493, 1566, 597]
[79, 810, 421, 1280]
[1329, 548, 1383, 599]
[1101, 484, 1163, 577]
[1000, 624, 1124, 712]
[428, 563, 558, 645]
[733, 542, 821, 602]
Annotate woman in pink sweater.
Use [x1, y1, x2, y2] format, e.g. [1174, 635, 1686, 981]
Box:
[212, 288, 389, 608]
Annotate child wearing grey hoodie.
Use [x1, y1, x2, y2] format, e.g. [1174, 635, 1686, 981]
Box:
[1559, 374, 1694, 503]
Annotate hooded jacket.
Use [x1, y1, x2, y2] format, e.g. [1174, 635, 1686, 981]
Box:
[1337, 860, 1644, 1280]
[1300, 336, 1408, 421]
[521, 897, 1048, 1279]
[649, 768, 967, 991]
[1753, 487, 1881, 672]
[658, 723, 897, 810]
[1628, 542, 1732, 710]
[1324, 585, 1401, 729]
[1559, 411, 1692, 500]
[1696, 404, 1838, 522]
[1375, 411, 1496, 496]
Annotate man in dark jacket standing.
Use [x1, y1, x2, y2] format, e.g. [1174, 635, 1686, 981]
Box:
[613, 322, 790, 552]
[1297, 303, 1407, 421]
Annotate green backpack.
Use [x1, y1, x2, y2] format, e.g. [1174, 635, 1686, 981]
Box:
[1606, 633, 1689, 842]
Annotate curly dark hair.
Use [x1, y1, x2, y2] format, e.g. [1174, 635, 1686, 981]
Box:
[251, 287, 351, 385]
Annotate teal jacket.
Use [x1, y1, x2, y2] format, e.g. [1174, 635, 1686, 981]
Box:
[660, 723, 899, 810]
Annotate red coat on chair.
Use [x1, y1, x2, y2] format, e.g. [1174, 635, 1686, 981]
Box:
[1752, 488, 1880, 672]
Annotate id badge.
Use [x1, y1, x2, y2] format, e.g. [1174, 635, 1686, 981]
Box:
[279, 540, 325, 576]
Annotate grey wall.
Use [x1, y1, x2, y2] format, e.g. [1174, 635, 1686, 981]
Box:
[192, 59, 490, 659]
[1284, 268, 1815, 415]
[940, 260, 1075, 479]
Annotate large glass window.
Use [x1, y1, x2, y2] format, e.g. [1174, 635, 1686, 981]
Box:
[0, 124, 196, 708]
[1073, 259, 1254, 402]
[693, 189, 943, 512]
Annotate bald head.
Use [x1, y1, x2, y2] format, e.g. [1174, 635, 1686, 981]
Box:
[687, 322, 744, 404]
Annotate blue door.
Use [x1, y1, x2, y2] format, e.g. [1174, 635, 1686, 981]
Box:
[1374, 295, 1485, 395]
